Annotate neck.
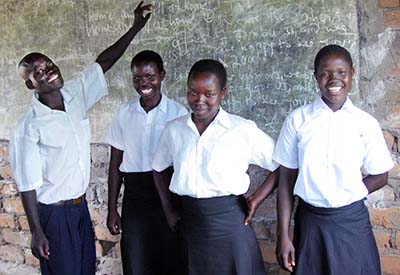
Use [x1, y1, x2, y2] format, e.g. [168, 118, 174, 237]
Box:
[192, 109, 219, 135]
[140, 93, 162, 113]
[38, 90, 65, 111]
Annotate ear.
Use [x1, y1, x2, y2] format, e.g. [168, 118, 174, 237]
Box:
[25, 79, 35, 90]
[160, 70, 166, 81]
[221, 86, 228, 99]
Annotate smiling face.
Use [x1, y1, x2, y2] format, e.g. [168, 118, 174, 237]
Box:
[20, 55, 64, 93]
[187, 72, 227, 123]
[314, 53, 354, 112]
[132, 61, 165, 101]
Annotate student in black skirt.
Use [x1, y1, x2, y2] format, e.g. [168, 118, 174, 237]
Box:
[106, 50, 187, 275]
[152, 59, 280, 275]
[273, 44, 393, 275]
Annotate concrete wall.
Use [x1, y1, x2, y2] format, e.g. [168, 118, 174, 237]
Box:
[0, 0, 399, 274]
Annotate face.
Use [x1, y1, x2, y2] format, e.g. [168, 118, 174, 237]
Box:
[187, 72, 227, 123]
[315, 53, 354, 111]
[25, 56, 64, 93]
[132, 62, 165, 100]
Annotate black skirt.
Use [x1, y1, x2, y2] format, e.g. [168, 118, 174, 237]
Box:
[180, 195, 266, 275]
[293, 199, 381, 275]
[121, 170, 184, 275]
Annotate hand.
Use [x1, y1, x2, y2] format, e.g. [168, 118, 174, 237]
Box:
[31, 231, 50, 260]
[244, 195, 259, 225]
[107, 210, 122, 235]
[165, 208, 181, 232]
[276, 236, 296, 272]
[133, 1, 153, 30]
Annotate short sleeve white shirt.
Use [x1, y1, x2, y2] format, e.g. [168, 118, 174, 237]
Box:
[9, 63, 108, 204]
[152, 109, 279, 198]
[273, 96, 393, 207]
[106, 94, 188, 172]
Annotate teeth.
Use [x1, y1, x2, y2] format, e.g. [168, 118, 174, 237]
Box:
[48, 74, 58, 83]
[142, 89, 152, 94]
[328, 87, 341, 93]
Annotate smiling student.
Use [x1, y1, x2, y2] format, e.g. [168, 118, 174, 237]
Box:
[152, 59, 279, 275]
[274, 45, 393, 275]
[106, 50, 187, 275]
[9, 2, 152, 275]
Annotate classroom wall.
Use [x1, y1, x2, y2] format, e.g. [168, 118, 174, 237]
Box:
[0, 0, 399, 274]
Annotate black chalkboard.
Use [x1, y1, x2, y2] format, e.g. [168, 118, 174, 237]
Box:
[0, 0, 359, 140]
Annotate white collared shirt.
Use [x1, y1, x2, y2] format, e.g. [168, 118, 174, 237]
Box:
[9, 63, 108, 204]
[106, 95, 187, 172]
[152, 109, 279, 198]
[273, 96, 393, 208]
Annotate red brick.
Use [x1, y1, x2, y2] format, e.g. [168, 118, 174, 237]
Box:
[384, 10, 400, 29]
[0, 181, 18, 195]
[278, 268, 291, 275]
[396, 231, 400, 248]
[389, 163, 400, 178]
[0, 244, 24, 263]
[18, 216, 30, 231]
[258, 240, 277, 264]
[3, 228, 31, 247]
[386, 67, 400, 77]
[24, 249, 40, 267]
[94, 225, 120, 242]
[0, 164, 14, 180]
[3, 197, 25, 215]
[0, 213, 15, 228]
[373, 230, 391, 249]
[379, 0, 400, 7]
[369, 208, 400, 229]
[0, 143, 10, 162]
[383, 130, 395, 151]
[381, 255, 400, 275]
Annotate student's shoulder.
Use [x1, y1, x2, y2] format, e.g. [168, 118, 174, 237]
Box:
[163, 95, 188, 116]
[349, 105, 380, 128]
[13, 109, 37, 138]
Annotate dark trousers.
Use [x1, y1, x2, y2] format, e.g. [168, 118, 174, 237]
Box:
[121, 171, 184, 275]
[38, 200, 95, 275]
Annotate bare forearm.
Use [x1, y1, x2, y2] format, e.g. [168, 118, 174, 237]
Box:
[277, 167, 297, 238]
[153, 169, 174, 212]
[363, 172, 388, 194]
[249, 168, 279, 206]
[20, 190, 42, 234]
[108, 147, 123, 212]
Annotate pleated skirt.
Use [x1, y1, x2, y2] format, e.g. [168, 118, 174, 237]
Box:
[180, 195, 266, 275]
[121, 170, 184, 275]
[293, 199, 381, 275]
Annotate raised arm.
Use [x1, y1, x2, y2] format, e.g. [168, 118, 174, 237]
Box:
[107, 147, 123, 235]
[20, 190, 50, 260]
[153, 168, 180, 231]
[276, 166, 298, 272]
[244, 168, 279, 225]
[95, 1, 153, 73]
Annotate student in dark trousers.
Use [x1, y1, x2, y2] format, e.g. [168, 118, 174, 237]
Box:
[106, 50, 187, 275]
[9, 2, 152, 275]
[274, 44, 393, 275]
[152, 59, 280, 275]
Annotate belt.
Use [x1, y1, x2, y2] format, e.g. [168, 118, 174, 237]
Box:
[46, 195, 85, 206]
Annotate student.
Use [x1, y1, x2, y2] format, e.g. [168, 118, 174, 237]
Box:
[106, 50, 187, 275]
[9, 2, 152, 275]
[152, 59, 279, 275]
[274, 44, 393, 275]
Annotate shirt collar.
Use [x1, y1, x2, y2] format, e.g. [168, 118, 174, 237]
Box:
[31, 88, 72, 117]
[186, 107, 232, 129]
[312, 96, 355, 114]
[132, 93, 167, 114]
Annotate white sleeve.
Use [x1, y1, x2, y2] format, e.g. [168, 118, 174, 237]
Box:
[106, 108, 124, 151]
[248, 122, 279, 171]
[273, 114, 299, 169]
[363, 120, 394, 174]
[9, 126, 43, 192]
[152, 126, 173, 172]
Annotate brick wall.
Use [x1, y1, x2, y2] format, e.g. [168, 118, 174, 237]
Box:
[1, 1, 399, 274]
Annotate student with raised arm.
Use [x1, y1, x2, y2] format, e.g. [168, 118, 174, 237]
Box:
[9, 2, 152, 275]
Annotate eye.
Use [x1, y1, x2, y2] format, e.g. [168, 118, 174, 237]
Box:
[146, 74, 156, 81]
[318, 71, 329, 78]
[188, 90, 197, 96]
[338, 70, 347, 76]
[133, 76, 141, 82]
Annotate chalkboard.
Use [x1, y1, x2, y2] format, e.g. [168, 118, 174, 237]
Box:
[0, 0, 359, 141]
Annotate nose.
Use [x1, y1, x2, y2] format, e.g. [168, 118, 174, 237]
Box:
[195, 94, 206, 103]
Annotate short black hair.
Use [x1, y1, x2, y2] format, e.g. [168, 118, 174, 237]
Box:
[131, 50, 164, 73]
[314, 44, 353, 73]
[18, 52, 50, 80]
[187, 59, 227, 89]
